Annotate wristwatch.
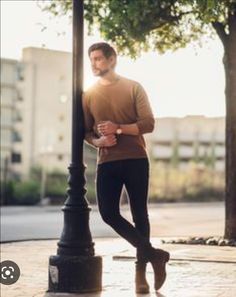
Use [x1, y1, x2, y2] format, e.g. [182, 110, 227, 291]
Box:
[116, 124, 122, 135]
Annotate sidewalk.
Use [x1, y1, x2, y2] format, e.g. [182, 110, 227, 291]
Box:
[1, 238, 236, 297]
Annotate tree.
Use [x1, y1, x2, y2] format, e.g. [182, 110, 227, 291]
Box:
[41, 0, 236, 240]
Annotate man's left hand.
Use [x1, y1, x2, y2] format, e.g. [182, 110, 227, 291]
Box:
[97, 121, 118, 136]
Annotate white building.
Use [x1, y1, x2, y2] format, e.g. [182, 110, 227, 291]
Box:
[147, 116, 225, 171]
[1, 58, 23, 180]
[1, 48, 72, 180]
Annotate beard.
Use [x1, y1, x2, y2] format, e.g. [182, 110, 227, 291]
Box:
[93, 68, 110, 77]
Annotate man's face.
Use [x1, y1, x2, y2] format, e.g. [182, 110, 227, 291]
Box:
[89, 50, 115, 77]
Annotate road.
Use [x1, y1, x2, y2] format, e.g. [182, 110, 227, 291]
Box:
[0, 202, 224, 242]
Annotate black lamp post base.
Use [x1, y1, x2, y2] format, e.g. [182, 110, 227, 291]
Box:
[48, 254, 102, 293]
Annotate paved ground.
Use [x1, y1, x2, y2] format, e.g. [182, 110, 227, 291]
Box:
[1, 202, 224, 242]
[1, 238, 236, 297]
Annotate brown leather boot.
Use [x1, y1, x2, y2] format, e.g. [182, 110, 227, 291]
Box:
[149, 248, 170, 291]
[135, 262, 150, 294]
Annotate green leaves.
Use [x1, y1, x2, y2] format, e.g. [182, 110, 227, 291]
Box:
[40, 0, 232, 57]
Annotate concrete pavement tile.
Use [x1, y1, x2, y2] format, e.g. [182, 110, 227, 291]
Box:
[113, 240, 236, 263]
[1, 239, 236, 297]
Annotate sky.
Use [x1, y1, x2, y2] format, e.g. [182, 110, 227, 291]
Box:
[1, 0, 226, 118]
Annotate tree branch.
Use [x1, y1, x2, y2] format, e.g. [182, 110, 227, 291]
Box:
[149, 10, 194, 31]
[176, 10, 194, 18]
[212, 22, 228, 48]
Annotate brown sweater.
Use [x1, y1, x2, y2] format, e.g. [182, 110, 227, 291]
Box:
[82, 76, 155, 164]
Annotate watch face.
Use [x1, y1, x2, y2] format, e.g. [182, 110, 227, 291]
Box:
[117, 128, 122, 134]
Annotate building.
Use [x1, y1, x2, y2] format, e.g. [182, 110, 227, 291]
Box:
[1, 48, 72, 180]
[21, 47, 72, 176]
[147, 116, 225, 171]
[1, 58, 23, 181]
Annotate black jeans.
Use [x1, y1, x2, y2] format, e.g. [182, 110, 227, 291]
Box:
[96, 158, 152, 262]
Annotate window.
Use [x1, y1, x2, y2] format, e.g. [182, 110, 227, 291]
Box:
[16, 64, 24, 81]
[13, 110, 23, 122]
[59, 114, 65, 122]
[59, 75, 65, 81]
[17, 90, 24, 101]
[58, 134, 64, 142]
[57, 154, 63, 161]
[11, 152, 22, 163]
[12, 131, 22, 142]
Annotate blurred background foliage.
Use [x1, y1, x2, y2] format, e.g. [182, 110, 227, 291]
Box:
[1, 144, 224, 205]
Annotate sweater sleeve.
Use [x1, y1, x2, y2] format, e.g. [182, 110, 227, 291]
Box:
[82, 92, 98, 148]
[134, 83, 155, 134]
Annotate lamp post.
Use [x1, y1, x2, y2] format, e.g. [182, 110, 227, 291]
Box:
[47, 0, 102, 293]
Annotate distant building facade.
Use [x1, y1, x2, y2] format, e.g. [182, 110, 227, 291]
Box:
[146, 116, 225, 171]
[0, 47, 225, 182]
[1, 48, 72, 180]
[1, 58, 23, 181]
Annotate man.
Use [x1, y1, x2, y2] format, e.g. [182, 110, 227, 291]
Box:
[82, 42, 169, 293]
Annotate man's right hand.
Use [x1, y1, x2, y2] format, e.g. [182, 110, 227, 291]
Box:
[93, 134, 117, 148]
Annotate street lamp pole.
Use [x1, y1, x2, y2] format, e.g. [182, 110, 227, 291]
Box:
[47, 0, 102, 293]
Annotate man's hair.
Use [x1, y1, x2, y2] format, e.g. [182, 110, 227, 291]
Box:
[88, 42, 117, 59]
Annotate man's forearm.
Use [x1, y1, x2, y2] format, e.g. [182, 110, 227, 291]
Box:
[119, 123, 140, 136]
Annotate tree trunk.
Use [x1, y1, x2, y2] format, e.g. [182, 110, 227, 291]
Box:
[224, 13, 236, 240]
